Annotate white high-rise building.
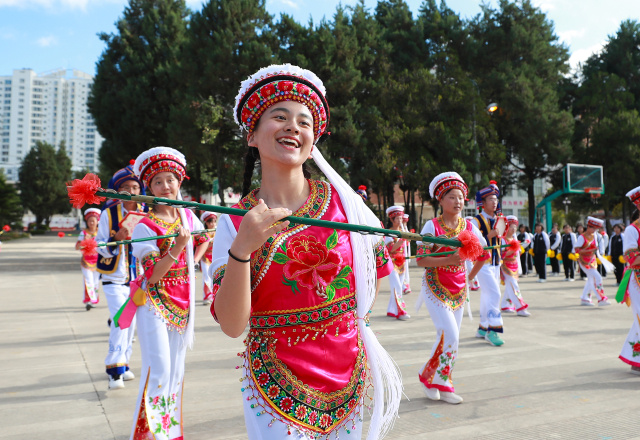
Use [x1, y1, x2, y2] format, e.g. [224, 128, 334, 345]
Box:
[0, 68, 103, 182]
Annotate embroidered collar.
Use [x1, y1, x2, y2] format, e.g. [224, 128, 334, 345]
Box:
[239, 179, 328, 228]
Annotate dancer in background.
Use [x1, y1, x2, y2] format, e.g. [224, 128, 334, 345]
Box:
[200, 211, 217, 305]
[96, 164, 147, 390]
[575, 217, 612, 307]
[609, 224, 625, 286]
[471, 181, 505, 347]
[76, 208, 101, 310]
[385, 206, 411, 320]
[532, 223, 550, 283]
[549, 223, 561, 276]
[561, 224, 576, 281]
[129, 147, 209, 440]
[620, 186, 640, 375]
[416, 172, 485, 404]
[209, 64, 402, 439]
[517, 224, 530, 276]
[576, 223, 586, 280]
[402, 213, 413, 295]
[500, 216, 530, 316]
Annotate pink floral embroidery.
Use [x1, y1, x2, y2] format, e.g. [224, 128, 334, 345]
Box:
[283, 235, 342, 290]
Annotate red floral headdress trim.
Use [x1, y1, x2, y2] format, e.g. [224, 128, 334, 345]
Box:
[138, 155, 187, 188]
[236, 76, 329, 140]
[434, 179, 468, 201]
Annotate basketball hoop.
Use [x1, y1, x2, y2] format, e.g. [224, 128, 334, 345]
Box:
[584, 187, 602, 204]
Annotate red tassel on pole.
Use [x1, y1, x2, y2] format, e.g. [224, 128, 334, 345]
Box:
[458, 229, 484, 261]
[79, 238, 98, 256]
[67, 174, 106, 208]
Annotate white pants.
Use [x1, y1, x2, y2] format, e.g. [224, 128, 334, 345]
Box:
[476, 265, 503, 332]
[500, 270, 528, 311]
[103, 283, 135, 376]
[620, 272, 640, 367]
[241, 363, 363, 440]
[403, 261, 412, 293]
[579, 263, 607, 303]
[81, 267, 100, 304]
[201, 260, 213, 301]
[130, 305, 187, 440]
[387, 270, 408, 318]
[418, 289, 463, 393]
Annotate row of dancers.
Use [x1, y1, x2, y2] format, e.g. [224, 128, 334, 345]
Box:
[69, 64, 638, 440]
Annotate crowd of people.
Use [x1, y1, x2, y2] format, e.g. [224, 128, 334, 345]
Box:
[70, 64, 639, 440]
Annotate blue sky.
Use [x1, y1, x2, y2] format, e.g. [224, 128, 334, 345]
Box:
[0, 0, 638, 77]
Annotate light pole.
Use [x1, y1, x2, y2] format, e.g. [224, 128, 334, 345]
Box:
[563, 197, 571, 215]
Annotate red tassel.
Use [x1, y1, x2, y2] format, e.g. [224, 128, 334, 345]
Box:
[2, 225, 9, 232]
[57, 232, 65, 238]
[508, 239, 521, 254]
[458, 229, 484, 261]
[67, 173, 106, 208]
[358, 185, 367, 191]
[129, 159, 135, 165]
[79, 238, 98, 256]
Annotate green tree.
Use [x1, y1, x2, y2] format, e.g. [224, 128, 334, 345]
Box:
[89, 0, 190, 175]
[572, 20, 640, 225]
[179, 0, 276, 203]
[468, 0, 573, 225]
[0, 170, 23, 227]
[18, 142, 72, 227]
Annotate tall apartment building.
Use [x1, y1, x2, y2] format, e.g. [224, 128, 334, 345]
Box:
[0, 68, 103, 182]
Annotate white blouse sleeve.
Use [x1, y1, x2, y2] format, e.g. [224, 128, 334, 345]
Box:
[574, 235, 585, 249]
[470, 223, 487, 247]
[131, 222, 159, 263]
[623, 225, 639, 253]
[208, 214, 237, 285]
[417, 220, 436, 250]
[77, 230, 86, 242]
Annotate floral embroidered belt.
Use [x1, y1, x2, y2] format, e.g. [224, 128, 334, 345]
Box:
[244, 328, 365, 435]
[250, 294, 357, 329]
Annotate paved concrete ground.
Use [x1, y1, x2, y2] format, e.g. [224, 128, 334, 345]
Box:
[1, 236, 639, 440]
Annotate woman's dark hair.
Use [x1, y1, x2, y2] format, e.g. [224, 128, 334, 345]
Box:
[535, 223, 544, 231]
[613, 223, 624, 233]
[575, 222, 584, 232]
[631, 209, 640, 223]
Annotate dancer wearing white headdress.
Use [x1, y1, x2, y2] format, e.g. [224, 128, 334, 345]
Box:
[200, 211, 217, 305]
[619, 186, 640, 375]
[575, 216, 613, 307]
[385, 206, 410, 320]
[499, 216, 530, 316]
[128, 147, 209, 440]
[415, 172, 485, 404]
[76, 208, 101, 309]
[208, 64, 402, 439]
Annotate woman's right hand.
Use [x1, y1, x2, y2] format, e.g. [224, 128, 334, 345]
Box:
[230, 199, 292, 259]
[447, 251, 462, 266]
[173, 226, 191, 250]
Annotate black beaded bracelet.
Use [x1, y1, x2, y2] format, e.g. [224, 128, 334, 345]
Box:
[228, 249, 251, 263]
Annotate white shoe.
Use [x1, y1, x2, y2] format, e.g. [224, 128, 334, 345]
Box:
[537, 279, 546, 283]
[564, 278, 570, 281]
[203, 299, 213, 306]
[397, 314, 411, 321]
[517, 309, 531, 317]
[569, 278, 575, 282]
[108, 376, 124, 390]
[422, 384, 440, 401]
[440, 391, 463, 404]
[598, 299, 611, 306]
[501, 308, 516, 314]
[122, 370, 135, 381]
[581, 300, 595, 307]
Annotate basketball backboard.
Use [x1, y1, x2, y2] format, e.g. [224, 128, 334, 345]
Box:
[565, 163, 604, 194]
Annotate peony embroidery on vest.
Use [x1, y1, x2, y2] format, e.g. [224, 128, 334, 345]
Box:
[273, 230, 352, 302]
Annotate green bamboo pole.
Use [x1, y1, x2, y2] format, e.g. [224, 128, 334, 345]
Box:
[95, 189, 465, 247]
[406, 244, 509, 259]
[98, 228, 216, 247]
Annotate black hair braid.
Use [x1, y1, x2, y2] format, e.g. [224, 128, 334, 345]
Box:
[242, 147, 259, 197]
